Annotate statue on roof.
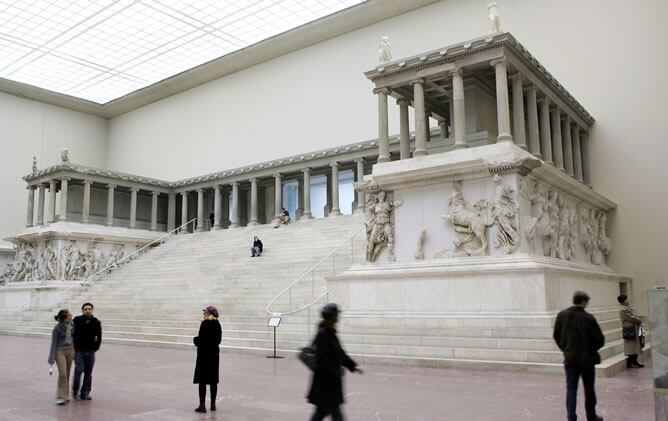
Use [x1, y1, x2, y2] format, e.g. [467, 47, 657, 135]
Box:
[61, 148, 70, 163]
[487, 2, 501, 33]
[378, 36, 392, 64]
[32, 156, 38, 174]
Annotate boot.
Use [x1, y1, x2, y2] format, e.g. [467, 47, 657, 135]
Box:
[194, 406, 206, 413]
[631, 354, 644, 368]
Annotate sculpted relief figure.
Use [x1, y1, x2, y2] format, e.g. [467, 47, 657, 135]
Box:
[580, 208, 611, 265]
[491, 175, 519, 254]
[45, 244, 58, 279]
[597, 212, 612, 258]
[365, 190, 402, 262]
[415, 230, 427, 260]
[443, 181, 489, 256]
[61, 241, 80, 280]
[378, 35, 392, 64]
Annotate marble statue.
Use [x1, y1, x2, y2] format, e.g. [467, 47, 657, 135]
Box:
[61, 241, 80, 280]
[491, 175, 519, 254]
[443, 180, 489, 256]
[487, 2, 500, 33]
[544, 191, 560, 258]
[61, 148, 70, 163]
[415, 229, 427, 260]
[32, 155, 38, 173]
[365, 190, 402, 262]
[13, 244, 36, 282]
[378, 36, 392, 64]
[79, 243, 103, 279]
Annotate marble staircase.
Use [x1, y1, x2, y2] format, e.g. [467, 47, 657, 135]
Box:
[0, 213, 627, 376]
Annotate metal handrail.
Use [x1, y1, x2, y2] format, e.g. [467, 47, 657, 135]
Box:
[266, 225, 364, 316]
[19, 218, 198, 310]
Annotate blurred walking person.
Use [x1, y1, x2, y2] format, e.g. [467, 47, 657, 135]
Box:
[307, 303, 363, 421]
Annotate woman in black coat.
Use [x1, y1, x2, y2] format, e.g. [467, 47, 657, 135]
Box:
[193, 305, 222, 413]
[307, 303, 363, 421]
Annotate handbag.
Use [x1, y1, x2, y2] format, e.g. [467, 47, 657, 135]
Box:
[622, 326, 636, 340]
[639, 325, 646, 349]
[298, 345, 317, 371]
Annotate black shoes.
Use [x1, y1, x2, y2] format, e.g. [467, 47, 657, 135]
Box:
[195, 406, 206, 413]
[211, 403, 217, 411]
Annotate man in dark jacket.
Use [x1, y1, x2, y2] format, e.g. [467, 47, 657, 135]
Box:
[307, 303, 363, 421]
[553, 291, 605, 421]
[72, 302, 102, 400]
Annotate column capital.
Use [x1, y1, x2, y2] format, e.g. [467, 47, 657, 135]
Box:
[83, 179, 92, 185]
[537, 96, 550, 105]
[438, 119, 448, 127]
[330, 161, 339, 168]
[450, 67, 464, 77]
[152, 191, 160, 197]
[249, 177, 258, 183]
[181, 190, 189, 196]
[490, 56, 507, 67]
[373, 87, 392, 95]
[231, 181, 239, 187]
[196, 188, 203, 193]
[26, 185, 36, 191]
[409, 78, 425, 87]
[396, 98, 410, 106]
[273, 173, 282, 179]
[60, 176, 71, 182]
[213, 184, 221, 190]
[301, 167, 311, 174]
[354, 157, 366, 164]
[509, 72, 524, 82]
[130, 186, 140, 193]
[107, 183, 116, 189]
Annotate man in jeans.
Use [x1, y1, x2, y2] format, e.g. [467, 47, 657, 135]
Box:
[553, 291, 605, 421]
[72, 302, 102, 400]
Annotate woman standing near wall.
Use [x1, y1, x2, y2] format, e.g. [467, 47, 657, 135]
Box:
[193, 305, 222, 413]
[47, 309, 74, 405]
[618, 295, 644, 368]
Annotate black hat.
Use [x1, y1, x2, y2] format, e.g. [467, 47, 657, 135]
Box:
[321, 303, 341, 320]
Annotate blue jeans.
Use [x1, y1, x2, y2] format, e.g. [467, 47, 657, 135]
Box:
[250, 246, 261, 256]
[72, 351, 96, 397]
[564, 364, 597, 421]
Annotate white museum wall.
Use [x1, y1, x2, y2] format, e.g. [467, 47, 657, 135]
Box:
[0, 92, 108, 247]
[103, 0, 666, 314]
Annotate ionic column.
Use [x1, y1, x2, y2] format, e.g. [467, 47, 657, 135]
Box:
[424, 111, 431, 143]
[412, 79, 428, 156]
[213, 185, 221, 230]
[81, 180, 91, 224]
[538, 97, 553, 163]
[376, 87, 391, 163]
[26, 186, 35, 227]
[151, 191, 159, 231]
[510, 73, 527, 149]
[167, 192, 176, 231]
[452, 68, 467, 149]
[106, 184, 115, 226]
[438, 120, 449, 139]
[581, 132, 592, 186]
[491, 58, 512, 142]
[355, 158, 365, 213]
[302, 168, 313, 219]
[196, 188, 204, 232]
[248, 178, 259, 226]
[47, 180, 57, 223]
[180, 191, 189, 231]
[526, 85, 541, 157]
[230, 182, 240, 228]
[572, 126, 584, 182]
[59, 178, 69, 221]
[272, 174, 282, 224]
[562, 116, 574, 176]
[36, 184, 46, 226]
[551, 107, 564, 170]
[397, 98, 410, 159]
[129, 187, 138, 229]
[330, 162, 341, 217]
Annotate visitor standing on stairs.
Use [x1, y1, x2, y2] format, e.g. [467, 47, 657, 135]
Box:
[307, 303, 364, 421]
[72, 302, 102, 400]
[250, 236, 263, 257]
[193, 305, 222, 413]
[553, 291, 605, 421]
[48, 309, 74, 406]
[617, 294, 644, 368]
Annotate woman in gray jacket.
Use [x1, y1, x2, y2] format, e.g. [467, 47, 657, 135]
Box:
[48, 309, 75, 405]
[617, 295, 644, 368]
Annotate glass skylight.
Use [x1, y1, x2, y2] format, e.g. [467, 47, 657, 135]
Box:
[0, 0, 365, 104]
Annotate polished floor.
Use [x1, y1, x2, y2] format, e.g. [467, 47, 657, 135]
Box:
[0, 336, 654, 420]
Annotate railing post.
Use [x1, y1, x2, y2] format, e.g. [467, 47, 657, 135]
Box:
[289, 288, 292, 311]
[312, 271, 315, 296]
[307, 307, 311, 337]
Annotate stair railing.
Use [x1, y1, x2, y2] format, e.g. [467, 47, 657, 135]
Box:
[266, 225, 365, 335]
[18, 218, 198, 311]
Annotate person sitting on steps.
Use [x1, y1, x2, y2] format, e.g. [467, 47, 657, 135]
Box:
[250, 236, 263, 257]
[274, 208, 290, 228]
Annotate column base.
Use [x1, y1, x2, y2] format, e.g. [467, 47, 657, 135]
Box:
[413, 149, 428, 157]
[377, 156, 391, 163]
[230, 223, 240, 228]
[247, 221, 259, 227]
[496, 134, 513, 143]
[452, 142, 468, 150]
[212, 224, 221, 230]
[328, 209, 342, 217]
[299, 213, 314, 221]
[518, 144, 529, 151]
